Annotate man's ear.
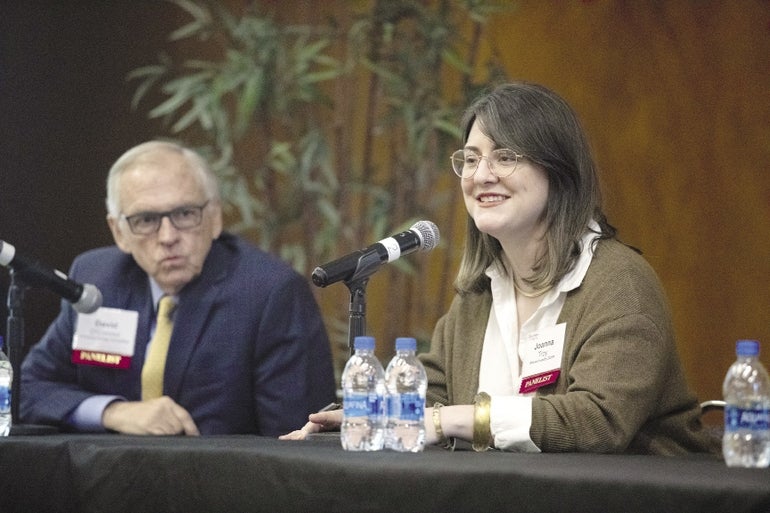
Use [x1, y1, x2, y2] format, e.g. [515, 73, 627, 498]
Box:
[210, 201, 223, 240]
[107, 215, 131, 254]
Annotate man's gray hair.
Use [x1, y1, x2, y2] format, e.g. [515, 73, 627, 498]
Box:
[105, 141, 220, 218]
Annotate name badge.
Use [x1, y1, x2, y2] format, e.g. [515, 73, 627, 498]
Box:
[519, 323, 566, 394]
[71, 307, 139, 369]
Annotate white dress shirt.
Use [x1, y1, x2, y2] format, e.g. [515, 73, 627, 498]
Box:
[479, 223, 600, 451]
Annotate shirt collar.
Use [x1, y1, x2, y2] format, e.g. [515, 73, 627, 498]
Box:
[486, 219, 601, 296]
[148, 278, 178, 312]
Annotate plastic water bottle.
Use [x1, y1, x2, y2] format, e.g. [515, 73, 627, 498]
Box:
[340, 336, 386, 451]
[385, 337, 427, 452]
[722, 339, 770, 467]
[0, 336, 12, 437]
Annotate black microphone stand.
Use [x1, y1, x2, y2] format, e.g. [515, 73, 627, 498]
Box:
[342, 251, 386, 357]
[343, 277, 369, 357]
[5, 270, 58, 435]
[6, 270, 25, 424]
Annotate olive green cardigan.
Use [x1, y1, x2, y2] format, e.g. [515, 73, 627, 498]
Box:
[421, 238, 718, 455]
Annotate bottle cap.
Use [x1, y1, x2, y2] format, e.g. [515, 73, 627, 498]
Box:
[736, 339, 760, 357]
[353, 336, 375, 351]
[395, 337, 417, 352]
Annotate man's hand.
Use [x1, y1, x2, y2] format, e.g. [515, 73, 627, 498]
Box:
[102, 396, 200, 436]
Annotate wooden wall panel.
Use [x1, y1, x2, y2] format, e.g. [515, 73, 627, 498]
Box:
[481, 1, 770, 402]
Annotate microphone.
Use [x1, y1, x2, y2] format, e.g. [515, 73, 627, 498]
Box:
[0, 240, 103, 314]
[312, 220, 440, 287]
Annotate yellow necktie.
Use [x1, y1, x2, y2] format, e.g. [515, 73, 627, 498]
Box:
[141, 296, 176, 400]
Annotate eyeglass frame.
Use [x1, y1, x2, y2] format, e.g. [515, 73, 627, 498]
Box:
[120, 201, 210, 235]
[450, 148, 525, 179]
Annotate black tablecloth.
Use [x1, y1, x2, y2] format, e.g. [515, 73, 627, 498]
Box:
[0, 433, 768, 513]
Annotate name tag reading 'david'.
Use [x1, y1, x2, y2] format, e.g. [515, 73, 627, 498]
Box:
[72, 307, 138, 369]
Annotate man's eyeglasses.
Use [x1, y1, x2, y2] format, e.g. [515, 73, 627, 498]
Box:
[450, 149, 524, 179]
[121, 201, 209, 235]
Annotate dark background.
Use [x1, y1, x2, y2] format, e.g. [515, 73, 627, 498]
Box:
[0, 2, 178, 352]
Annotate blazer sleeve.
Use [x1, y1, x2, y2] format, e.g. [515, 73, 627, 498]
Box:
[19, 301, 96, 425]
[247, 269, 337, 436]
[20, 248, 148, 428]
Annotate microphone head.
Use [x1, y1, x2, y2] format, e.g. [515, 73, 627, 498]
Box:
[410, 220, 440, 251]
[74, 283, 103, 314]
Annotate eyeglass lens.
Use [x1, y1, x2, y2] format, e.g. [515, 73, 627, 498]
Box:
[125, 204, 206, 234]
[451, 149, 519, 178]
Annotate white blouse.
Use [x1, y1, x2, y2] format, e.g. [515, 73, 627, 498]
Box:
[479, 224, 599, 451]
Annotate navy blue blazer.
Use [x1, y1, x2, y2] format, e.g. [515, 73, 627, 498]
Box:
[20, 233, 336, 436]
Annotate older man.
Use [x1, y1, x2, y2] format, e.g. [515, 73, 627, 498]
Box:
[20, 141, 336, 436]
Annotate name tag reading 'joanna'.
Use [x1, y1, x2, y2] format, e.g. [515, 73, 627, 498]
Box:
[519, 323, 566, 394]
[71, 307, 139, 369]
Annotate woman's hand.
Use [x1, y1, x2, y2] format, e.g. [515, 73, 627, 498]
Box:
[279, 409, 344, 440]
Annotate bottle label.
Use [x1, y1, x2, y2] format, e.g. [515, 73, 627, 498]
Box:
[343, 391, 369, 417]
[397, 392, 424, 421]
[0, 385, 10, 413]
[343, 391, 383, 420]
[725, 405, 770, 431]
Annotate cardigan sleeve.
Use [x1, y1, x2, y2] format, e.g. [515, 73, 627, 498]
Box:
[420, 292, 491, 407]
[529, 240, 709, 454]
[421, 308, 452, 407]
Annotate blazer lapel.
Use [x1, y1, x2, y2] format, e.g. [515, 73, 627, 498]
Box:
[161, 239, 230, 399]
[108, 260, 153, 400]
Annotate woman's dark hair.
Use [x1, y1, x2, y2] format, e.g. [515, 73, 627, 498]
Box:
[455, 82, 616, 294]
